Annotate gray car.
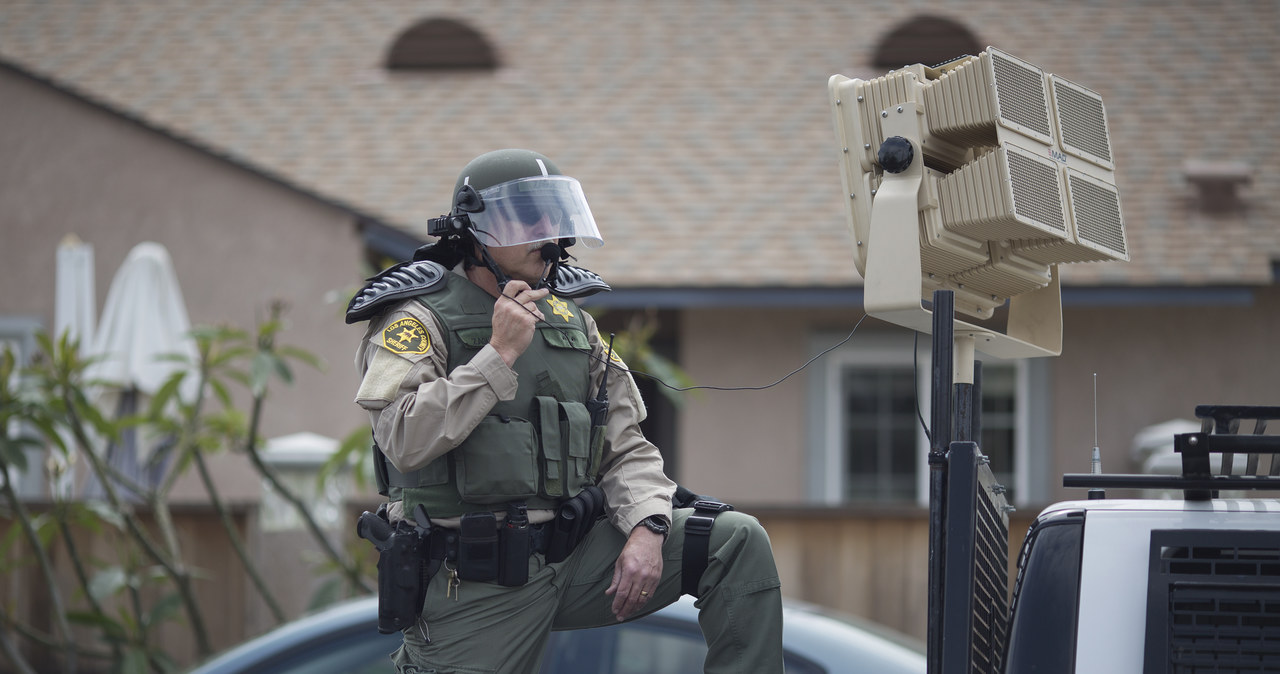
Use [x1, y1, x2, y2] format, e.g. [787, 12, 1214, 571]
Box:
[187, 595, 925, 674]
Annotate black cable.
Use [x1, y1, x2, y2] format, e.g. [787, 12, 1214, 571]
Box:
[497, 292, 868, 394]
[913, 331, 934, 446]
[630, 313, 868, 394]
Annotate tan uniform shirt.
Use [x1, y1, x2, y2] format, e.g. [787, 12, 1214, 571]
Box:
[354, 272, 675, 535]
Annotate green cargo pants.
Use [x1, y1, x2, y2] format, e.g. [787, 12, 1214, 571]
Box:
[390, 508, 784, 673]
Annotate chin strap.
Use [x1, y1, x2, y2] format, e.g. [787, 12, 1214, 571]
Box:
[467, 233, 514, 290]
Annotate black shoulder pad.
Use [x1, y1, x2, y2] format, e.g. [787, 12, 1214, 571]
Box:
[345, 260, 448, 324]
[552, 264, 611, 299]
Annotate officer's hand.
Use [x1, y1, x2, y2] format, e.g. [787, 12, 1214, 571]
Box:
[490, 281, 549, 367]
[605, 525, 664, 621]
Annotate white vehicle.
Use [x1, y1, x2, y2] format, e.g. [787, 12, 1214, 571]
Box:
[1008, 407, 1280, 674]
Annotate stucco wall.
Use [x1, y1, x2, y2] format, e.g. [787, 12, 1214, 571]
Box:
[1048, 286, 1280, 501]
[678, 306, 836, 505]
[0, 67, 371, 503]
[677, 291, 1280, 508]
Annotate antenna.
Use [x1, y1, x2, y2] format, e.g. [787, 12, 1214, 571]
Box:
[1088, 373, 1106, 499]
[588, 333, 616, 429]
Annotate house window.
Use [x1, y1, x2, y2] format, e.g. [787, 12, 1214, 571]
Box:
[1, 317, 45, 499]
[385, 17, 499, 70]
[811, 331, 1047, 507]
[871, 16, 982, 70]
[840, 365, 919, 500]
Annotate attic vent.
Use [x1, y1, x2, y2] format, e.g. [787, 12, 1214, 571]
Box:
[1184, 160, 1252, 213]
[872, 16, 982, 69]
[385, 17, 499, 70]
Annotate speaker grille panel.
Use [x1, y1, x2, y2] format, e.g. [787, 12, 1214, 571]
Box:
[1068, 169, 1127, 260]
[1053, 78, 1113, 169]
[1007, 147, 1068, 238]
[991, 50, 1052, 144]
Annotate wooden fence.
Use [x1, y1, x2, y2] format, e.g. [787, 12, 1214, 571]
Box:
[755, 506, 1034, 641]
[1, 505, 252, 673]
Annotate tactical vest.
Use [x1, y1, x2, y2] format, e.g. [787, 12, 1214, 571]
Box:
[385, 274, 604, 518]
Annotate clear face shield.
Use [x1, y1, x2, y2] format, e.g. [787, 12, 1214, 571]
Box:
[466, 176, 604, 250]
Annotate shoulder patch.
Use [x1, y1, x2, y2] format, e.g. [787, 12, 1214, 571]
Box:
[381, 317, 431, 355]
[345, 260, 448, 324]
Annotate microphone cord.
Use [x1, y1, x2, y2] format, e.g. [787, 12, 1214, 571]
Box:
[498, 292, 868, 394]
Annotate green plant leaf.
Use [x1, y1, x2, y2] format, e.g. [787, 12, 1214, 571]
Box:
[66, 609, 127, 641]
[144, 591, 184, 629]
[278, 345, 324, 371]
[249, 351, 274, 397]
[121, 647, 150, 674]
[307, 576, 343, 612]
[89, 566, 128, 602]
[0, 439, 31, 472]
[317, 426, 372, 490]
[84, 501, 127, 531]
[147, 372, 186, 419]
[208, 378, 233, 409]
[271, 354, 294, 385]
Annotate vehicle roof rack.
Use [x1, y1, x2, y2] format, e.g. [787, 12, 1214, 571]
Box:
[1064, 405, 1280, 500]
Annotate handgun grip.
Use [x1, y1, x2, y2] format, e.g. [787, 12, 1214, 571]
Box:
[357, 511, 395, 550]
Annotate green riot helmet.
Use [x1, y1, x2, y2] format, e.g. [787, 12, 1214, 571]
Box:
[449, 149, 604, 250]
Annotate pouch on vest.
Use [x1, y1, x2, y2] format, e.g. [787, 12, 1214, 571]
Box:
[535, 397, 597, 497]
[454, 415, 539, 504]
[457, 511, 499, 582]
[561, 401, 592, 483]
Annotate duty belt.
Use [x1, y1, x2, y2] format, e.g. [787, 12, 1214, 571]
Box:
[432, 521, 553, 563]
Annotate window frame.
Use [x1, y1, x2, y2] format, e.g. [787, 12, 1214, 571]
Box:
[808, 330, 1049, 507]
[1, 316, 46, 499]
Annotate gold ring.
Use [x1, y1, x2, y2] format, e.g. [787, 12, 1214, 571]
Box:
[640, 590, 649, 596]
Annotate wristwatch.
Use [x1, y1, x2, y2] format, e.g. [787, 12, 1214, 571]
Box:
[638, 515, 670, 541]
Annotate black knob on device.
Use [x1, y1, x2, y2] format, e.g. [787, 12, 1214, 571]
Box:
[877, 136, 915, 174]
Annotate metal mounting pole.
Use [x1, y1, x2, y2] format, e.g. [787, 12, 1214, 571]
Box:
[954, 335, 976, 444]
[926, 290, 955, 674]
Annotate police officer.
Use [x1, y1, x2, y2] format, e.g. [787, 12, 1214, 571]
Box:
[351, 149, 783, 673]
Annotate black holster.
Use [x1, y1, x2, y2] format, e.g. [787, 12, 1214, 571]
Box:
[377, 525, 428, 633]
[358, 505, 435, 634]
[545, 485, 605, 563]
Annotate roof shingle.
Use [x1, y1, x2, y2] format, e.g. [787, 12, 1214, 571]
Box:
[2, 0, 1276, 288]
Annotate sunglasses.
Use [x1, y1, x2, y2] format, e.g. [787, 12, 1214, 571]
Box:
[510, 198, 565, 228]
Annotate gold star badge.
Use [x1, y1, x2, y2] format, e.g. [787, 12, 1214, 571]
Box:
[546, 296, 574, 322]
[381, 317, 430, 355]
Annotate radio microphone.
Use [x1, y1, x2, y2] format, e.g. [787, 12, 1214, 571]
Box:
[534, 243, 560, 290]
